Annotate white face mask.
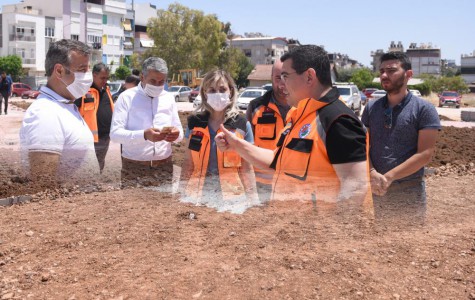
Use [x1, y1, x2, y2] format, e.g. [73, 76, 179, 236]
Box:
[61, 70, 93, 99]
[144, 84, 164, 98]
[207, 92, 231, 111]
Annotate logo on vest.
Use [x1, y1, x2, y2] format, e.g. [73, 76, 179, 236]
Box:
[299, 124, 311, 138]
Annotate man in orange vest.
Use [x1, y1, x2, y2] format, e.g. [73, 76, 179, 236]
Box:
[246, 59, 290, 203]
[75, 62, 114, 173]
[216, 45, 372, 213]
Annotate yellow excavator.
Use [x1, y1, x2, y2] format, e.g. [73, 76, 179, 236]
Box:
[169, 69, 203, 88]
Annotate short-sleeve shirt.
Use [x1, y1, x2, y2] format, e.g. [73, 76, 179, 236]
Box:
[19, 86, 99, 180]
[361, 92, 441, 182]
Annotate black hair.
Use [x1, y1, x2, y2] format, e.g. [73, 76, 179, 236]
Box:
[92, 62, 110, 74]
[380, 52, 412, 71]
[45, 39, 90, 77]
[125, 74, 140, 85]
[280, 44, 332, 87]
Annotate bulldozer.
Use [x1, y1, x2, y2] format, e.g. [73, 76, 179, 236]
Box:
[169, 69, 203, 88]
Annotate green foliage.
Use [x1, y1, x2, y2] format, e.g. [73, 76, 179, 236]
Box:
[114, 65, 131, 80]
[335, 68, 354, 83]
[408, 82, 431, 96]
[420, 75, 468, 94]
[146, 3, 227, 75]
[129, 53, 142, 71]
[0, 55, 23, 80]
[217, 47, 254, 88]
[349, 68, 375, 90]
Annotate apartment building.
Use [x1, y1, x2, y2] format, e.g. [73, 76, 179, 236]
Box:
[461, 51, 475, 91]
[133, 2, 156, 54]
[371, 41, 441, 76]
[229, 37, 288, 65]
[0, 0, 140, 81]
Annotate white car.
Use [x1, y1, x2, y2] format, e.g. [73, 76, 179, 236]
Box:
[369, 90, 387, 101]
[193, 94, 202, 109]
[334, 83, 362, 115]
[237, 89, 266, 110]
[168, 85, 192, 102]
[410, 89, 422, 97]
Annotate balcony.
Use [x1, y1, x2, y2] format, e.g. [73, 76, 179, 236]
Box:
[9, 34, 36, 42]
[90, 42, 102, 50]
[22, 58, 36, 65]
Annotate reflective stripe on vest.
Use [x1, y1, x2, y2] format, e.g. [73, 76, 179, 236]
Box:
[271, 98, 373, 212]
[79, 87, 114, 142]
[251, 102, 285, 185]
[186, 126, 245, 201]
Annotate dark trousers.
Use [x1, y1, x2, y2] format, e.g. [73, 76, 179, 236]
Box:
[94, 136, 110, 173]
[0, 92, 8, 114]
[121, 157, 173, 192]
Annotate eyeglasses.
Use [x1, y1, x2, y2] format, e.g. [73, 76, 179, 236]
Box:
[384, 107, 393, 129]
[280, 72, 297, 83]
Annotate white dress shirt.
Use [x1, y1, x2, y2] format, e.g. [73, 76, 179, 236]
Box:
[19, 86, 98, 180]
[110, 83, 184, 161]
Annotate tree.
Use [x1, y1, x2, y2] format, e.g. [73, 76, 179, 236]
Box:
[146, 3, 227, 75]
[114, 65, 131, 80]
[217, 47, 254, 88]
[349, 68, 375, 90]
[335, 68, 355, 83]
[0, 55, 23, 81]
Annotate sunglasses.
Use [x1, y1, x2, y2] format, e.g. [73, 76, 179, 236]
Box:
[384, 107, 392, 129]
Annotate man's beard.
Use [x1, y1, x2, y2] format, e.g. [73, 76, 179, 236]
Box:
[383, 73, 406, 94]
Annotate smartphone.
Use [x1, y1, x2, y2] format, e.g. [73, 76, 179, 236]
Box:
[161, 126, 174, 133]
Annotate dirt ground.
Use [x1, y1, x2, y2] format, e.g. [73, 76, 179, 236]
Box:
[1, 109, 475, 299]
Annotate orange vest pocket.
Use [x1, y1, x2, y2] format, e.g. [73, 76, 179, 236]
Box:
[223, 150, 242, 168]
[256, 123, 276, 140]
[282, 138, 313, 180]
[83, 101, 95, 111]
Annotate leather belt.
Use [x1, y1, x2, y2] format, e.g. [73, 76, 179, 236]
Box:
[122, 156, 171, 168]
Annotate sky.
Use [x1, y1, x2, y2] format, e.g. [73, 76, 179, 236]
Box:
[1, 0, 474, 67]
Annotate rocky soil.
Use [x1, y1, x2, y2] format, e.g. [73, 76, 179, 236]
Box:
[1, 107, 474, 299]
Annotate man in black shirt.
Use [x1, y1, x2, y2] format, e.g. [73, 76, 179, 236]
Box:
[75, 63, 114, 173]
[0, 71, 12, 115]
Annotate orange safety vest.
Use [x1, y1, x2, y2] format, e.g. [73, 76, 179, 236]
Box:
[249, 96, 287, 185]
[78, 87, 114, 142]
[270, 91, 373, 212]
[186, 113, 247, 201]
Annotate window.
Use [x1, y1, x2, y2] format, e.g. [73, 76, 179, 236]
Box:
[102, 14, 107, 25]
[71, 34, 79, 41]
[244, 49, 251, 57]
[45, 27, 54, 37]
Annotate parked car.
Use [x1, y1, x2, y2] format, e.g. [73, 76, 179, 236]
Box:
[21, 84, 43, 99]
[261, 83, 272, 92]
[188, 86, 200, 102]
[360, 91, 368, 106]
[237, 89, 266, 110]
[193, 94, 202, 109]
[362, 88, 378, 99]
[168, 85, 192, 102]
[410, 89, 422, 97]
[11, 83, 31, 97]
[369, 90, 387, 101]
[334, 83, 362, 115]
[107, 81, 123, 95]
[438, 91, 462, 108]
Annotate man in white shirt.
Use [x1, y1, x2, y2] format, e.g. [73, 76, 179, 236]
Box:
[20, 39, 98, 186]
[110, 57, 184, 189]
